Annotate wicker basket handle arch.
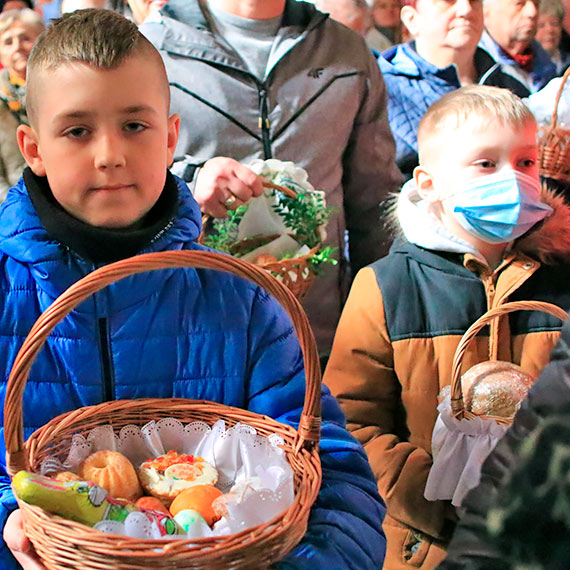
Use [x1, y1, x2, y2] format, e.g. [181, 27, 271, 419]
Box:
[548, 65, 570, 131]
[450, 300, 568, 420]
[4, 250, 322, 475]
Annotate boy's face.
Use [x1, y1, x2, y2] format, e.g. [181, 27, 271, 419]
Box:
[415, 117, 539, 246]
[18, 54, 179, 229]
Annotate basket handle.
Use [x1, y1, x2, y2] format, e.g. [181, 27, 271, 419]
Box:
[548, 65, 570, 130]
[450, 300, 568, 419]
[199, 180, 297, 245]
[4, 251, 322, 475]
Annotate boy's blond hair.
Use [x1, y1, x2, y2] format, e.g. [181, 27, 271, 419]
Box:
[417, 85, 537, 163]
[0, 8, 44, 36]
[26, 8, 169, 125]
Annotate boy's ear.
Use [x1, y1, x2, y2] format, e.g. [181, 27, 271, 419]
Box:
[400, 6, 419, 38]
[17, 125, 46, 177]
[166, 113, 180, 167]
[414, 165, 439, 202]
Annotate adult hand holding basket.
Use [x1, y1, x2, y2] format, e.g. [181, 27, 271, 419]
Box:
[3, 250, 322, 569]
[425, 300, 567, 507]
[200, 159, 335, 300]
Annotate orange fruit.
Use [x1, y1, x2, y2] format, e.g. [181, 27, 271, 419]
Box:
[169, 485, 223, 525]
[135, 496, 170, 515]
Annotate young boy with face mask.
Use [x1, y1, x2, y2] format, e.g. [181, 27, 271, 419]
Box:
[323, 85, 570, 569]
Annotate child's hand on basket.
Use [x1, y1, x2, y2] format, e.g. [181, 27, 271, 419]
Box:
[195, 157, 264, 218]
[4, 509, 47, 569]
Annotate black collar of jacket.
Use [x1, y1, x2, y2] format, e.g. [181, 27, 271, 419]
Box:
[388, 237, 472, 274]
[474, 47, 531, 98]
[24, 167, 179, 264]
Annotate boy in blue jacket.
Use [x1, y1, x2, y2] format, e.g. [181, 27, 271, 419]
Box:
[0, 9, 386, 570]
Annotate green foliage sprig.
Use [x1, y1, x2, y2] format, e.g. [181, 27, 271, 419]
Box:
[271, 190, 332, 248]
[201, 205, 248, 253]
[202, 186, 338, 274]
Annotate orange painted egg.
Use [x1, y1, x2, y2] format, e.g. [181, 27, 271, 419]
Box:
[135, 496, 170, 515]
[169, 484, 223, 525]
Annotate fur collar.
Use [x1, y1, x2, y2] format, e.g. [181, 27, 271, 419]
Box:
[516, 186, 570, 264]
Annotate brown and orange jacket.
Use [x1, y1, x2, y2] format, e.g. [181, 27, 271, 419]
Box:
[324, 180, 570, 569]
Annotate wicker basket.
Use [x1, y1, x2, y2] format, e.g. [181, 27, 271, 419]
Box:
[200, 180, 325, 300]
[3, 250, 323, 569]
[450, 300, 568, 423]
[538, 66, 570, 182]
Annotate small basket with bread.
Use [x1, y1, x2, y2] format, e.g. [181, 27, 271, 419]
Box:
[424, 300, 567, 507]
[200, 159, 336, 300]
[3, 250, 323, 569]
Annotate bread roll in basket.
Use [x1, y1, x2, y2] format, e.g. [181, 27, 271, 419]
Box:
[424, 300, 567, 507]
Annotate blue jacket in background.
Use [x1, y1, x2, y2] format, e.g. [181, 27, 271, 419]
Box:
[380, 42, 537, 180]
[0, 176, 386, 569]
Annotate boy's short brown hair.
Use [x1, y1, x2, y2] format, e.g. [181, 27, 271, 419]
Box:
[417, 85, 536, 163]
[26, 8, 169, 125]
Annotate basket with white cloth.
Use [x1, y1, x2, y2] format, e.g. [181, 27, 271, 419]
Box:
[424, 300, 567, 507]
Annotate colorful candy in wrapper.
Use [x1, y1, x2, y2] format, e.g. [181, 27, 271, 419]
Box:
[12, 471, 180, 536]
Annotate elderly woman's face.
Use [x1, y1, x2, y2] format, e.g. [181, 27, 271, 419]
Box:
[0, 21, 41, 79]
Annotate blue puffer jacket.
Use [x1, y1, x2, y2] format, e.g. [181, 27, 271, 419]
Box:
[379, 42, 534, 180]
[0, 176, 386, 569]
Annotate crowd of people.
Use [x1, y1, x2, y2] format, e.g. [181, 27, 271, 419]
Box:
[0, 0, 569, 569]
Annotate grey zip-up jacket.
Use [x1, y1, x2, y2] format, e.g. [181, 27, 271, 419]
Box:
[141, 0, 402, 354]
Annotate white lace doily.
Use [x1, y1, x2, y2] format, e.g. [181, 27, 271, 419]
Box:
[40, 418, 295, 539]
[424, 395, 509, 507]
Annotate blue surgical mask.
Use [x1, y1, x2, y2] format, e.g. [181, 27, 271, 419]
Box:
[451, 170, 553, 244]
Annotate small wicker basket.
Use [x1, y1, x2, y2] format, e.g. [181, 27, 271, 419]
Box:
[450, 300, 568, 423]
[3, 250, 323, 569]
[538, 66, 570, 183]
[200, 180, 325, 300]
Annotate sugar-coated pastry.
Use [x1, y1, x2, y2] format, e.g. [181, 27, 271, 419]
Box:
[461, 361, 535, 418]
[138, 451, 218, 504]
[78, 450, 143, 502]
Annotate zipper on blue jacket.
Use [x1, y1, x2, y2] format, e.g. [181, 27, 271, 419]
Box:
[98, 317, 115, 402]
[258, 85, 272, 159]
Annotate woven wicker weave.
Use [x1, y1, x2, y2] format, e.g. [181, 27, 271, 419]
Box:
[450, 300, 568, 424]
[200, 181, 321, 300]
[3, 250, 323, 569]
[538, 66, 570, 182]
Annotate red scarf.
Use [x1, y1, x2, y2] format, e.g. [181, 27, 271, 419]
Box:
[508, 50, 534, 72]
